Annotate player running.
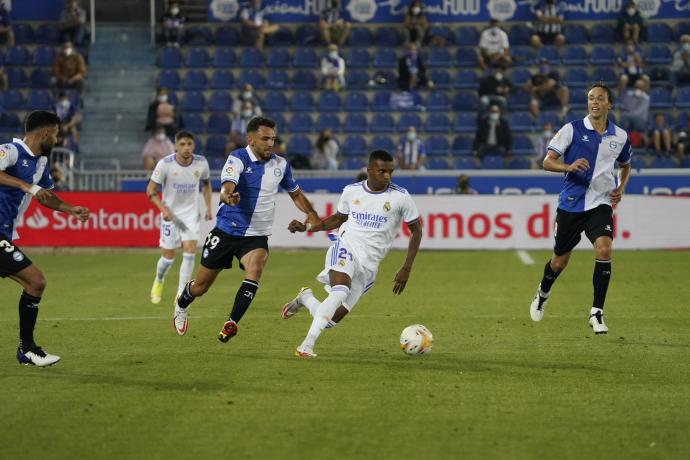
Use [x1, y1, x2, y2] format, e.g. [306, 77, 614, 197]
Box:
[282, 150, 423, 358]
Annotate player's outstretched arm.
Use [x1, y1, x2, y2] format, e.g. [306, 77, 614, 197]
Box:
[219, 181, 240, 206]
[288, 188, 321, 230]
[393, 220, 423, 295]
[287, 212, 348, 234]
[201, 179, 213, 220]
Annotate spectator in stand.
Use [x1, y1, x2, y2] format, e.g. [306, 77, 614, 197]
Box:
[239, 0, 279, 50]
[671, 34, 690, 87]
[59, 0, 87, 46]
[618, 0, 645, 44]
[162, 1, 186, 47]
[649, 113, 672, 156]
[617, 38, 645, 91]
[455, 174, 478, 194]
[145, 87, 177, 137]
[473, 104, 512, 158]
[397, 126, 427, 170]
[478, 65, 512, 114]
[141, 125, 175, 171]
[0, 3, 15, 48]
[676, 121, 689, 160]
[0, 66, 7, 91]
[619, 79, 650, 134]
[50, 164, 70, 191]
[524, 58, 569, 118]
[319, 0, 350, 46]
[224, 101, 255, 155]
[232, 83, 262, 118]
[478, 18, 511, 70]
[321, 44, 346, 91]
[403, 0, 428, 46]
[55, 92, 82, 144]
[312, 128, 339, 170]
[273, 136, 287, 157]
[534, 122, 553, 168]
[397, 42, 433, 91]
[51, 41, 87, 93]
[530, 0, 565, 48]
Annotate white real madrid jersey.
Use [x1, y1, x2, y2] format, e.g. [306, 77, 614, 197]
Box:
[151, 154, 210, 218]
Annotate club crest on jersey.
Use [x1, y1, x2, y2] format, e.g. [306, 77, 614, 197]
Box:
[353, 199, 361, 205]
[609, 141, 618, 150]
[226, 166, 234, 175]
[274, 168, 282, 177]
[338, 259, 346, 267]
[13, 251, 24, 262]
[383, 201, 391, 212]
[0, 148, 6, 159]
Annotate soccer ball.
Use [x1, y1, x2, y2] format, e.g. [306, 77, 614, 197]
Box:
[400, 324, 433, 355]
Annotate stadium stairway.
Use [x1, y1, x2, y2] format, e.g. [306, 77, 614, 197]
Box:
[79, 24, 156, 169]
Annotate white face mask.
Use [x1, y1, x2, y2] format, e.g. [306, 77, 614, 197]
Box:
[407, 132, 416, 141]
[158, 95, 168, 103]
[542, 130, 553, 138]
[64, 47, 74, 56]
[156, 133, 166, 141]
[626, 8, 635, 16]
[242, 91, 252, 100]
[634, 88, 643, 97]
[242, 109, 253, 118]
[412, 6, 421, 15]
[495, 72, 503, 81]
[59, 100, 70, 109]
[328, 51, 338, 60]
[170, 7, 179, 15]
[489, 112, 500, 121]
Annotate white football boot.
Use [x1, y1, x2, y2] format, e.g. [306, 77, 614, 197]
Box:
[173, 299, 188, 336]
[17, 346, 60, 367]
[588, 311, 608, 335]
[530, 284, 550, 322]
[281, 287, 311, 319]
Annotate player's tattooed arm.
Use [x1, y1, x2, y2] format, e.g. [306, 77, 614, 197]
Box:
[219, 181, 240, 206]
[288, 212, 348, 233]
[33, 188, 90, 222]
[393, 219, 423, 295]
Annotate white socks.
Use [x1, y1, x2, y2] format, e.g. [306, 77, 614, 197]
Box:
[300, 285, 350, 351]
[301, 289, 321, 317]
[155, 256, 174, 282]
[178, 253, 195, 295]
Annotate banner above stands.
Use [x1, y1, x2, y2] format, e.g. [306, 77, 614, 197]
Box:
[208, 0, 687, 24]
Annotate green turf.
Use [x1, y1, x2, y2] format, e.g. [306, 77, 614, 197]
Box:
[1, 250, 689, 459]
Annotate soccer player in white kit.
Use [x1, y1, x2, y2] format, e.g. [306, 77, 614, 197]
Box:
[282, 150, 423, 357]
[146, 130, 212, 304]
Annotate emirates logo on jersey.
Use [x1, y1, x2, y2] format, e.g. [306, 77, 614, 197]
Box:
[383, 201, 391, 212]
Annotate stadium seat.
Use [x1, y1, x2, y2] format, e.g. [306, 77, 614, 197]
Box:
[264, 91, 289, 112]
[675, 23, 690, 39]
[205, 135, 227, 155]
[453, 157, 477, 169]
[428, 48, 452, 67]
[649, 87, 673, 109]
[512, 135, 535, 156]
[508, 68, 532, 86]
[266, 27, 294, 46]
[536, 112, 562, 129]
[207, 113, 231, 134]
[535, 46, 559, 65]
[509, 25, 532, 46]
[7, 68, 29, 88]
[291, 91, 315, 112]
[370, 135, 396, 152]
[370, 113, 395, 133]
[455, 26, 479, 46]
[453, 91, 479, 112]
[210, 70, 235, 89]
[397, 113, 423, 132]
[509, 157, 533, 169]
[215, 26, 239, 46]
[510, 46, 535, 67]
[562, 46, 588, 65]
[428, 25, 453, 45]
[293, 48, 318, 69]
[342, 157, 365, 169]
[287, 135, 312, 156]
[481, 155, 505, 169]
[456, 48, 478, 66]
[157, 69, 181, 90]
[239, 48, 265, 68]
[590, 24, 616, 43]
[0, 112, 22, 133]
[590, 46, 616, 65]
[425, 113, 451, 133]
[181, 91, 206, 112]
[348, 28, 373, 46]
[342, 135, 368, 156]
[564, 25, 589, 44]
[645, 45, 673, 65]
[372, 70, 397, 89]
[346, 48, 372, 68]
[649, 66, 670, 87]
[346, 69, 371, 89]
[676, 112, 689, 130]
[509, 112, 534, 132]
[295, 25, 318, 46]
[318, 91, 342, 112]
[267, 48, 291, 68]
[426, 91, 451, 111]
[207, 156, 226, 170]
[425, 157, 449, 170]
[266, 69, 289, 89]
[5, 46, 31, 66]
[185, 26, 213, 45]
[343, 91, 368, 112]
[287, 114, 313, 133]
[680, 157, 690, 168]
[238, 69, 265, 88]
[12, 23, 34, 45]
[646, 24, 673, 44]
[181, 113, 203, 133]
[35, 24, 60, 45]
[166, 91, 179, 106]
[32, 46, 56, 67]
[158, 46, 183, 68]
[372, 91, 392, 112]
[453, 69, 479, 89]
[590, 67, 617, 86]
[631, 156, 647, 169]
[291, 69, 318, 90]
[564, 109, 586, 123]
[212, 48, 236, 68]
[429, 69, 452, 89]
[650, 156, 677, 168]
[564, 68, 589, 88]
[453, 113, 477, 134]
[26, 90, 53, 110]
[508, 92, 531, 110]
[182, 70, 208, 90]
[342, 114, 368, 133]
[373, 48, 397, 68]
[375, 27, 400, 46]
[30, 69, 51, 88]
[207, 91, 233, 112]
[426, 136, 450, 156]
[315, 113, 341, 133]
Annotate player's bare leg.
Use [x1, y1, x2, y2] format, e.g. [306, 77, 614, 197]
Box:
[172, 264, 222, 335]
[530, 251, 571, 321]
[151, 248, 175, 304]
[589, 236, 612, 334]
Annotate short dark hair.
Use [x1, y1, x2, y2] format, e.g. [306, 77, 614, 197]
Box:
[24, 111, 61, 133]
[368, 150, 394, 164]
[174, 130, 195, 141]
[588, 82, 614, 105]
[247, 116, 277, 133]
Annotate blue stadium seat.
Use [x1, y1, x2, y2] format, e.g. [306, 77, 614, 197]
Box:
[647, 113, 675, 130]
[210, 70, 235, 89]
[239, 48, 265, 68]
[425, 113, 451, 133]
[215, 26, 239, 46]
[649, 87, 673, 109]
[166, 91, 179, 106]
[342, 158, 365, 169]
[426, 91, 451, 111]
[32, 46, 55, 67]
[318, 91, 342, 112]
[157, 69, 181, 90]
[509, 25, 532, 46]
[287, 135, 312, 156]
[181, 91, 206, 112]
[372, 70, 397, 89]
[375, 27, 400, 46]
[26, 89, 53, 110]
[453, 113, 477, 134]
[12, 24, 34, 45]
[315, 114, 341, 133]
[426, 157, 450, 170]
[158, 46, 183, 68]
[207, 91, 233, 112]
[266, 27, 294, 46]
[453, 69, 479, 89]
[649, 66, 670, 87]
[346, 69, 370, 89]
[454, 157, 477, 169]
[291, 69, 318, 90]
[565, 68, 589, 88]
[650, 156, 677, 168]
[428, 48, 452, 67]
[293, 48, 318, 68]
[536, 46, 559, 65]
[181, 113, 204, 133]
[35, 24, 60, 45]
[287, 114, 313, 133]
[182, 70, 208, 90]
[7, 68, 29, 88]
[348, 28, 373, 46]
[508, 92, 531, 110]
[509, 157, 533, 169]
[5, 46, 30, 66]
[453, 91, 479, 111]
[342, 135, 368, 156]
[675, 23, 690, 39]
[504, 69, 529, 87]
[645, 45, 673, 65]
[676, 112, 688, 130]
[512, 135, 535, 156]
[372, 91, 392, 112]
[456, 48, 478, 66]
[0, 112, 22, 133]
[295, 25, 318, 46]
[238, 69, 265, 88]
[373, 48, 397, 68]
[205, 135, 227, 155]
[426, 136, 450, 156]
[455, 26, 479, 46]
[266, 69, 289, 89]
[509, 112, 534, 132]
[30, 69, 51, 88]
[186, 26, 213, 45]
[562, 46, 588, 65]
[207, 156, 226, 170]
[370, 135, 396, 152]
[346, 48, 371, 68]
[565, 109, 586, 123]
[428, 25, 453, 45]
[564, 25, 589, 44]
[680, 157, 690, 168]
[291, 91, 315, 112]
[510, 46, 535, 67]
[481, 155, 505, 169]
[397, 113, 422, 132]
[590, 46, 616, 65]
[647, 24, 673, 43]
[590, 24, 616, 43]
[267, 48, 291, 68]
[536, 112, 562, 129]
[630, 156, 647, 169]
[272, 113, 287, 130]
[343, 91, 368, 112]
[212, 48, 236, 67]
[430, 69, 452, 89]
[207, 113, 231, 134]
[264, 91, 288, 112]
[371, 113, 395, 133]
[590, 67, 617, 86]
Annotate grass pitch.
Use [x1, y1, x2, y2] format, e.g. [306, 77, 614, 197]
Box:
[1, 249, 689, 459]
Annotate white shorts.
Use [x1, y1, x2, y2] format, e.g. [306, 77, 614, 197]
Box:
[159, 215, 200, 249]
[316, 239, 377, 311]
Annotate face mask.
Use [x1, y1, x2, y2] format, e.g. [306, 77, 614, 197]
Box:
[157, 95, 168, 103]
[412, 6, 421, 15]
[328, 51, 338, 60]
[64, 48, 73, 56]
[682, 43, 690, 52]
[542, 130, 553, 138]
[489, 113, 500, 121]
[634, 88, 643, 97]
[495, 72, 503, 81]
[242, 109, 253, 118]
[59, 100, 70, 110]
[156, 133, 166, 141]
[627, 8, 635, 16]
[407, 132, 416, 141]
[242, 91, 252, 100]
[170, 7, 179, 15]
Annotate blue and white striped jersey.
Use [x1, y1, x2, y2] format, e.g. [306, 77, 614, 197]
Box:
[218, 147, 298, 237]
[548, 117, 632, 212]
[0, 139, 53, 240]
